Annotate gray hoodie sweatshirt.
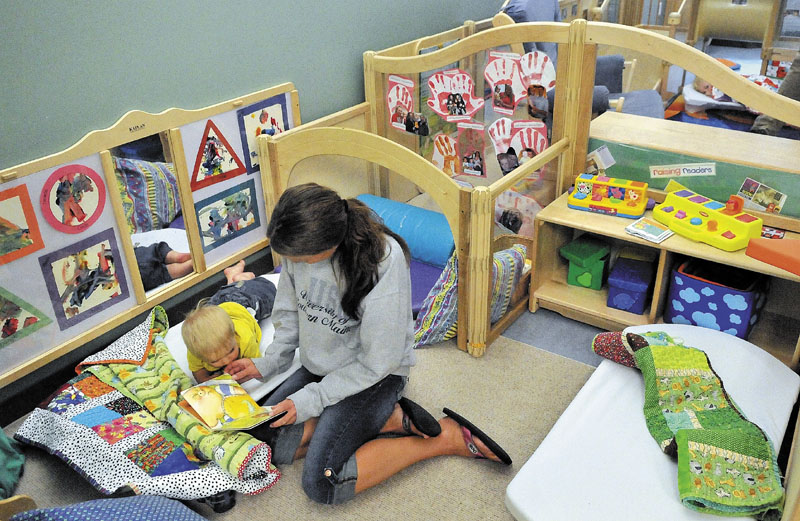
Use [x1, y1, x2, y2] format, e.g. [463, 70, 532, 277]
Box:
[253, 236, 415, 423]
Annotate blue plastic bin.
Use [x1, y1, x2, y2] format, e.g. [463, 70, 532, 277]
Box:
[607, 257, 654, 314]
[664, 259, 768, 339]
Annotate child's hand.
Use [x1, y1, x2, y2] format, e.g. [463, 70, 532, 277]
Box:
[224, 358, 262, 382]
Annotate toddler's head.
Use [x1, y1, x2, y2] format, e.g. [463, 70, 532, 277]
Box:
[693, 77, 714, 96]
[182, 301, 239, 369]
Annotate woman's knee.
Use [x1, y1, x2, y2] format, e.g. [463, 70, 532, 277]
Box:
[300, 453, 358, 504]
[300, 464, 331, 504]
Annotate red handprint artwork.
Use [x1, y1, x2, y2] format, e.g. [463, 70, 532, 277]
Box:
[509, 121, 549, 160]
[426, 69, 484, 121]
[487, 117, 513, 155]
[485, 54, 524, 115]
[387, 75, 415, 131]
[484, 50, 557, 117]
[519, 51, 556, 91]
[431, 134, 460, 177]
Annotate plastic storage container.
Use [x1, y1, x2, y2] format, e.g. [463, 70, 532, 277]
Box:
[607, 257, 654, 314]
[664, 259, 768, 339]
[559, 236, 610, 290]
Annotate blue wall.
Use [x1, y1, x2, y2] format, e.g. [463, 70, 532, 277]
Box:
[1, 1, 500, 170]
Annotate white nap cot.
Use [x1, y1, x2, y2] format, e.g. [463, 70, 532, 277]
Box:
[505, 324, 800, 520]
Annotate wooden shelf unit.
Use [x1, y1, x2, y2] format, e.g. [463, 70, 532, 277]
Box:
[531, 193, 800, 369]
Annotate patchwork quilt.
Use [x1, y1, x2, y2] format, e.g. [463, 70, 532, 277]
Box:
[13, 307, 280, 500]
[624, 331, 784, 520]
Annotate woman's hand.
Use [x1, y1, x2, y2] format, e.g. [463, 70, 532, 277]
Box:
[268, 399, 297, 427]
[224, 358, 262, 383]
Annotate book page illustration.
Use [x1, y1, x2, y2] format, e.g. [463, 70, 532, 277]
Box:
[181, 377, 271, 430]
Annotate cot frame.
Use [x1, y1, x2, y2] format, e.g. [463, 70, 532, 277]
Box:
[258, 125, 535, 356]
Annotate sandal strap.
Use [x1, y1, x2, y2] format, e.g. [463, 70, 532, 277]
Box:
[460, 426, 486, 459]
[402, 413, 413, 435]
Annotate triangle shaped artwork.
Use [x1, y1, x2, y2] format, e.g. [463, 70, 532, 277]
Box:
[190, 119, 247, 191]
[0, 286, 52, 349]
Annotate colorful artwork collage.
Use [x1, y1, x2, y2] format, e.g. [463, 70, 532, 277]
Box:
[385, 48, 557, 237]
[0, 90, 293, 383]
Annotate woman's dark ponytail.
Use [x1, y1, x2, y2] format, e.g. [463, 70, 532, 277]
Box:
[334, 198, 409, 320]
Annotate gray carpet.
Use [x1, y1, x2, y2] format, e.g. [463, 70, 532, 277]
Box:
[5, 336, 594, 521]
[503, 308, 605, 367]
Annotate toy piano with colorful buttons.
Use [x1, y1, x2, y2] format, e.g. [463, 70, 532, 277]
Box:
[652, 190, 762, 252]
[567, 174, 648, 218]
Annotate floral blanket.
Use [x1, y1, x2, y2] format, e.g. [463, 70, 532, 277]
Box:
[14, 307, 280, 500]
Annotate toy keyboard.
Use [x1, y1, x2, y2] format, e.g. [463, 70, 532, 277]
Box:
[568, 174, 648, 219]
[652, 190, 762, 252]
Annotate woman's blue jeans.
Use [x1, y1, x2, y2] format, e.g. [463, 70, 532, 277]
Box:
[252, 366, 405, 504]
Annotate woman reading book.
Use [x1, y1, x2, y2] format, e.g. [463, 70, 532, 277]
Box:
[223, 183, 512, 504]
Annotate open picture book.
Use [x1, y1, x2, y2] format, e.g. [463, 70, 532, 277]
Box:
[178, 375, 283, 431]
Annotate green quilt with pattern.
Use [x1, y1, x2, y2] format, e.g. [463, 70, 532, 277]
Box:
[625, 331, 784, 520]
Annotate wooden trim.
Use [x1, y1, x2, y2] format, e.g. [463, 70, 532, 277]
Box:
[289, 89, 302, 129]
[585, 22, 800, 127]
[377, 23, 470, 58]
[0, 495, 37, 520]
[456, 189, 472, 353]
[259, 134, 281, 268]
[552, 41, 571, 194]
[560, 20, 594, 194]
[167, 128, 206, 274]
[370, 23, 570, 74]
[466, 187, 492, 357]
[363, 51, 383, 195]
[259, 127, 466, 245]
[0, 83, 298, 181]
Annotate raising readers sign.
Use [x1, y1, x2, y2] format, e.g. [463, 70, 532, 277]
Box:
[649, 163, 716, 178]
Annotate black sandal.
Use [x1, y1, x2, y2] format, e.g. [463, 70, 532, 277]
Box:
[399, 397, 442, 437]
[443, 407, 512, 465]
[197, 489, 237, 513]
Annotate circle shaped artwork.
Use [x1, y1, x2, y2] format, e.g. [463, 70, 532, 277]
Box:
[40, 164, 106, 233]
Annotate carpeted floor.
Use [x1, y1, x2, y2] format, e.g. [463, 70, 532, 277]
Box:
[5, 335, 594, 521]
